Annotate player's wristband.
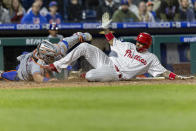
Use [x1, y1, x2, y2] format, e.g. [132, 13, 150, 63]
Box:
[105, 32, 114, 41]
[169, 72, 176, 80]
[43, 77, 49, 82]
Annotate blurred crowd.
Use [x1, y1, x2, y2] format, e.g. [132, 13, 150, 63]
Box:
[0, 0, 196, 24]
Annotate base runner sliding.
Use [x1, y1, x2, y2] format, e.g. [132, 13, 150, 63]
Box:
[45, 13, 194, 82]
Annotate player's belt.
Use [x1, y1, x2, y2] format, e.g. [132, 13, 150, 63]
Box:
[114, 65, 122, 79]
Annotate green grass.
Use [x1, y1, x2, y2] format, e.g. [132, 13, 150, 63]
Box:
[0, 84, 196, 131]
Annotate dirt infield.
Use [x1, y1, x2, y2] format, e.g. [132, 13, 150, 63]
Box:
[0, 78, 196, 88]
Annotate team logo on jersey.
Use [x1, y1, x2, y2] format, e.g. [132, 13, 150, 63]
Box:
[33, 18, 40, 24]
[124, 49, 147, 65]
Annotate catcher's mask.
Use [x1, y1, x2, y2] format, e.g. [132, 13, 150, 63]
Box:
[37, 40, 57, 64]
[136, 32, 152, 53]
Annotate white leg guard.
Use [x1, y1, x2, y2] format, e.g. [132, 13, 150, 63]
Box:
[54, 43, 113, 72]
[57, 33, 81, 56]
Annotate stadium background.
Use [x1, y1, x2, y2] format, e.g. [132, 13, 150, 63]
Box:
[0, 0, 196, 75]
[0, 1, 196, 130]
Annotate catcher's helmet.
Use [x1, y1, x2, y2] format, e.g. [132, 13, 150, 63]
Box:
[136, 32, 152, 49]
[37, 40, 57, 64]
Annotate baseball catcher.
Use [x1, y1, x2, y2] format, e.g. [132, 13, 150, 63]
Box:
[0, 32, 92, 82]
[44, 13, 194, 82]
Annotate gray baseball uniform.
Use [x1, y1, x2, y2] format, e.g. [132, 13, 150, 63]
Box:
[16, 33, 82, 81]
[17, 52, 46, 81]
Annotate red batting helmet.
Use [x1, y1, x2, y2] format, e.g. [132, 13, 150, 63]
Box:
[136, 32, 152, 49]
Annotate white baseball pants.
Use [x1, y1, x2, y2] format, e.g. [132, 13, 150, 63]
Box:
[54, 43, 120, 82]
